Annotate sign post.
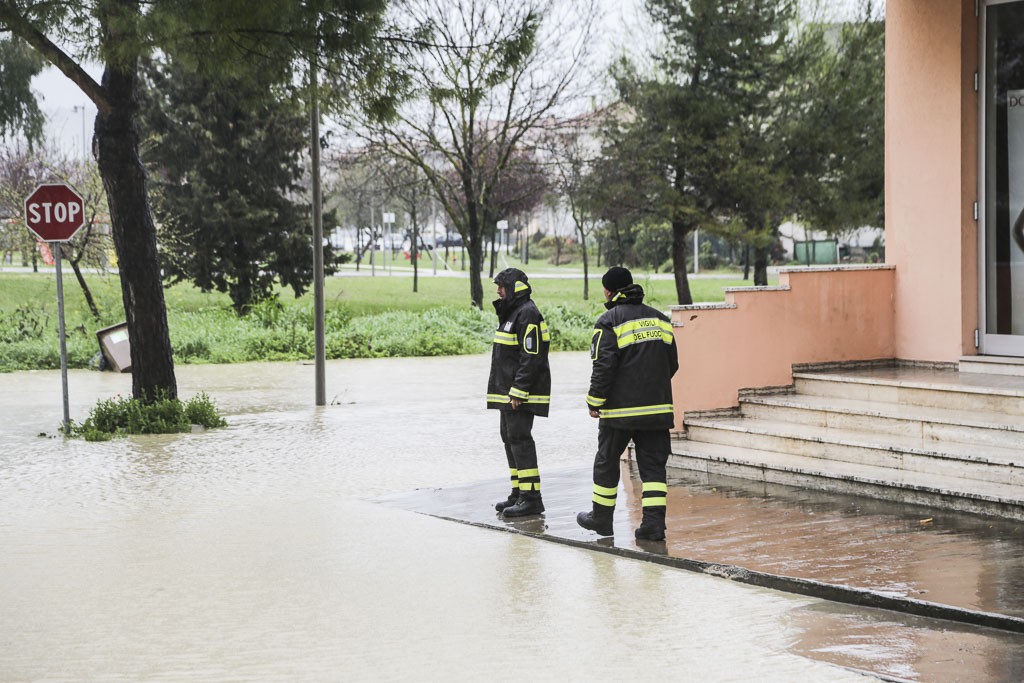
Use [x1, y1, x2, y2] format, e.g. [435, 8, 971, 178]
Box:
[24, 183, 86, 434]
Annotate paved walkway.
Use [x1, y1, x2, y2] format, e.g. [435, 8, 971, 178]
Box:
[379, 462, 1024, 682]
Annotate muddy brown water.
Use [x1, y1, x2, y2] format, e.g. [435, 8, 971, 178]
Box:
[2, 352, 1022, 681]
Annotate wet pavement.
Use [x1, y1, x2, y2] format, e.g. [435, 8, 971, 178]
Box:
[380, 462, 1024, 681]
[2, 351, 1024, 681]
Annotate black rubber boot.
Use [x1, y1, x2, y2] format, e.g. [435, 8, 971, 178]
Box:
[576, 506, 614, 536]
[495, 490, 519, 512]
[502, 491, 544, 517]
[634, 507, 666, 541]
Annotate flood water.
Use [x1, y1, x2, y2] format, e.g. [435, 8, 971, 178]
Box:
[0, 352, 1011, 681]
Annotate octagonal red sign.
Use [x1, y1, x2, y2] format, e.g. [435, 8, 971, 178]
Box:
[24, 183, 86, 242]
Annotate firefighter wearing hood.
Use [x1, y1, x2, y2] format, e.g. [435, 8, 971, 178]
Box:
[487, 268, 551, 517]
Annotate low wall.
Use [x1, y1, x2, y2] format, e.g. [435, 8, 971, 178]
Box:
[671, 265, 897, 428]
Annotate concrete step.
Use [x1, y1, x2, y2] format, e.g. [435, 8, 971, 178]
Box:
[960, 355, 1024, 377]
[794, 367, 1024, 417]
[739, 392, 1024, 451]
[684, 415, 1024, 487]
[668, 438, 1024, 520]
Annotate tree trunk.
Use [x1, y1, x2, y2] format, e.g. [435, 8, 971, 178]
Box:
[70, 259, 101, 321]
[468, 231, 484, 308]
[488, 230, 497, 279]
[743, 244, 750, 280]
[753, 246, 769, 286]
[95, 61, 177, 402]
[411, 203, 419, 294]
[580, 232, 589, 301]
[671, 219, 694, 305]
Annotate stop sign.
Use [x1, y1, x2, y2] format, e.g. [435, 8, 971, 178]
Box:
[24, 183, 86, 242]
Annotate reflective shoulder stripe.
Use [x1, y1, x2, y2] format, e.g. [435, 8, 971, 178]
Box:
[539, 320, 550, 342]
[612, 317, 674, 349]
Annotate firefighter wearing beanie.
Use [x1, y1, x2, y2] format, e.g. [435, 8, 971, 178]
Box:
[577, 266, 678, 541]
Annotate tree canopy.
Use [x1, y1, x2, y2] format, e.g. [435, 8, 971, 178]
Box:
[140, 56, 325, 314]
[0, 0, 392, 400]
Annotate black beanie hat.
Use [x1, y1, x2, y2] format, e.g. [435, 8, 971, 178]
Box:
[602, 266, 633, 292]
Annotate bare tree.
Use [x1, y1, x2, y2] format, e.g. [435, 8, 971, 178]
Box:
[350, 0, 596, 308]
[542, 110, 606, 299]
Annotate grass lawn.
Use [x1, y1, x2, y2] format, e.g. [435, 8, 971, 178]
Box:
[0, 266, 774, 372]
[1, 266, 769, 317]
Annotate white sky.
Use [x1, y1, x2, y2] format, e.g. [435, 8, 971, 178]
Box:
[27, 0, 876, 158]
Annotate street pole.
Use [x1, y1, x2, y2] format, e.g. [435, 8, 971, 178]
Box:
[53, 243, 71, 433]
[72, 105, 87, 159]
[431, 200, 438, 276]
[693, 229, 699, 275]
[310, 51, 326, 407]
[370, 205, 376, 276]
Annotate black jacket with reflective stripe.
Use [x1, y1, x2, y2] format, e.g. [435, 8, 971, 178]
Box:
[487, 290, 551, 417]
[587, 284, 678, 430]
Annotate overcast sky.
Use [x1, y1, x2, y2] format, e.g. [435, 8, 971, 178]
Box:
[28, 0, 878, 159]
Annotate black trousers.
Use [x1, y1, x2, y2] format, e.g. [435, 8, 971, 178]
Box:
[591, 425, 669, 510]
[499, 410, 540, 493]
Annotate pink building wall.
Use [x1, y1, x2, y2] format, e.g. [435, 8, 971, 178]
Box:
[668, 1, 982, 426]
[885, 0, 978, 362]
[670, 266, 897, 428]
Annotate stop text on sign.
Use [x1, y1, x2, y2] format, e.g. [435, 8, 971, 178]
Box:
[27, 201, 82, 225]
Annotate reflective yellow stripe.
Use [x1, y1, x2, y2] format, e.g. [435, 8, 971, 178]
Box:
[591, 328, 602, 361]
[514, 280, 529, 293]
[586, 395, 606, 408]
[642, 482, 668, 493]
[641, 497, 667, 507]
[600, 404, 674, 418]
[611, 291, 626, 302]
[493, 331, 517, 346]
[524, 395, 550, 404]
[519, 468, 540, 478]
[540, 320, 550, 341]
[593, 493, 616, 507]
[612, 318, 674, 349]
[487, 393, 510, 403]
[509, 468, 518, 481]
[509, 387, 529, 399]
[593, 484, 618, 497]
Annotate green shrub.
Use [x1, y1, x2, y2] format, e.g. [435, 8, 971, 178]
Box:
[69, 391, 227, 440]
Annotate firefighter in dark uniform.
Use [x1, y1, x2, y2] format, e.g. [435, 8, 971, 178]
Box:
[577, 266, 678, 541]
[487, 268, 551, 517]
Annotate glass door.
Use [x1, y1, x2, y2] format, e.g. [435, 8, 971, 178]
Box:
[982, 0, 1024, 355]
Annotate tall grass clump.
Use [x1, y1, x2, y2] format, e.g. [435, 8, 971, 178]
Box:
[69, 391, 228, 441]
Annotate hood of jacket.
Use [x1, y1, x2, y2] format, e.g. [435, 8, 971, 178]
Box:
[492, 268, 532, 319]
[604, 282, 645, 309]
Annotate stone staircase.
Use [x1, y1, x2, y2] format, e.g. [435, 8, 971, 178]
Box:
[670, 358, 1024, 519]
